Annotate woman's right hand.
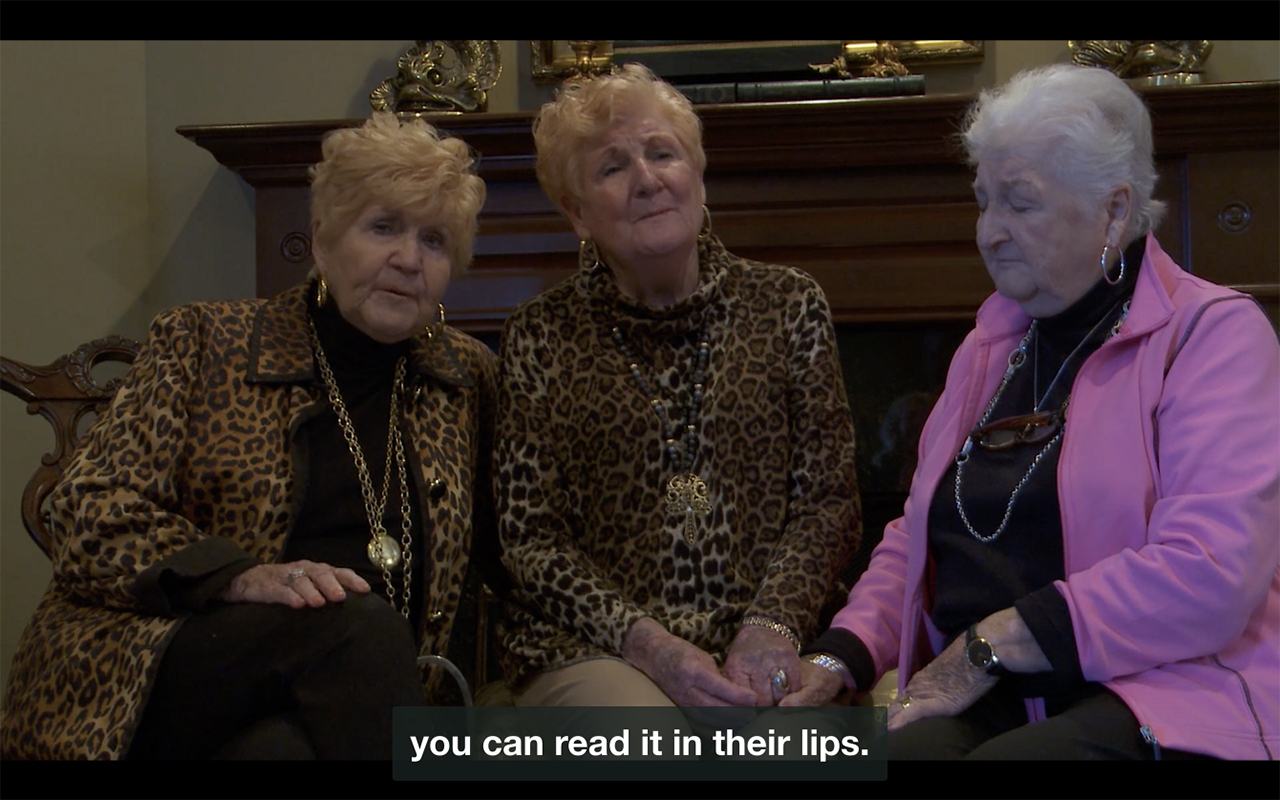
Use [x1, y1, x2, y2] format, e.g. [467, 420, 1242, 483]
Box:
[217, 560, 370, 609]
[622, 618, 759, 706]
[778, 660, 844, 707]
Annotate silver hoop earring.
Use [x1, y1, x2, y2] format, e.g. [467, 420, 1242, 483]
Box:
[1100, 244, 1125, 286]
[699, 205, 713, 242]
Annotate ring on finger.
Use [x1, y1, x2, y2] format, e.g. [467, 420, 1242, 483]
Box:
[287, 568, 307, 581]
[899, 694, 913, 708]
[772, 668, 790, 694]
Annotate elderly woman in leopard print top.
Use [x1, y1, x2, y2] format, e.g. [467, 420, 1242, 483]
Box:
[2, 114, 498, 759]
[496, 64, 861, 707]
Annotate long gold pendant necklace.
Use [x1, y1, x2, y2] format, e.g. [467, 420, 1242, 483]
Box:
[308, 319, 414, 618]
[612, 325, 711, 544]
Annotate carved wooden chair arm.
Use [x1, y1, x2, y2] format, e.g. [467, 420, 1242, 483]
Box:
[1, 335, 141, 556]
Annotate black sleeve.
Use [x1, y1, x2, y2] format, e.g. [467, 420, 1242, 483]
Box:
[133, 537, 259, 616]
[474, 347, 512, 600]
[1015, 584, 1085, 685]
[803, 627, 877, 693]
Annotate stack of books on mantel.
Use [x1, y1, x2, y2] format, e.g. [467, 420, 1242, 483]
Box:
[677, 75, 925, 104]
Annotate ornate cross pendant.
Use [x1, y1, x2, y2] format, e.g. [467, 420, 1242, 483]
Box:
[665, 473, 711, 544]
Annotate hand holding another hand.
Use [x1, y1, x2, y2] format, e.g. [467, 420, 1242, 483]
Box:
[622, 618, 759, 706]
[722, 624, 802, 706]
[777, 659, 846, 707]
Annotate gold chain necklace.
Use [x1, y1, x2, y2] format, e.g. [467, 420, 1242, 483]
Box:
[308, 319, 414, 617]
[612, 325, 711, 544]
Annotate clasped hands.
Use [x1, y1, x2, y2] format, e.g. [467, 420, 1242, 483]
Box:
[622, 618, 801, 707]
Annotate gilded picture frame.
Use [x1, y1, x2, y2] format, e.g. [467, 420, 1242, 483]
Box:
[530, 40, 983, 84]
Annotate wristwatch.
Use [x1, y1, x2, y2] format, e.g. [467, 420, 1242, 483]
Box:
[965, 625, 1005, 676]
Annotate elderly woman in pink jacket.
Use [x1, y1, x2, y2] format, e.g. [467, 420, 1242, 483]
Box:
[784, 64, 1279, 761]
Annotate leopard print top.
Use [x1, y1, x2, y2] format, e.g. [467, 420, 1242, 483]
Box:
[0, 283, 496, 759]
[497, 235, 861, 688]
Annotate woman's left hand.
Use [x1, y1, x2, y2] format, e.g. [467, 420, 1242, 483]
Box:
[722, 625, 802, 706]
[886, 632, 997, 731]
[887, 607, 1050, 731]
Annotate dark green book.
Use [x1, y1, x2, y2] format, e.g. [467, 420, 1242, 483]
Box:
[677, 75, 926, 104]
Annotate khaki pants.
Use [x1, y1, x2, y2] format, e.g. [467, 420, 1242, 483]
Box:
[513, 658, 676, 707]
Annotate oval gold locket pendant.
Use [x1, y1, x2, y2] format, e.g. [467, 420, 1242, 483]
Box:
[367, 535, 401, 569]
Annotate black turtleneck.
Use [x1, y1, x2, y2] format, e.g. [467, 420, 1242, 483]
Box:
[285, 290, 427, 632]
[134, 289, 429, 629]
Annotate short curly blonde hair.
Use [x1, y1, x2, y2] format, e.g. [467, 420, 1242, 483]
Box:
[310, 112, 486, 274]
[533, 63, 706, 212]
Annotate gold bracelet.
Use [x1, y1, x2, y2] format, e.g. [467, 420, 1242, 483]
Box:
[741, 615, 801, 652]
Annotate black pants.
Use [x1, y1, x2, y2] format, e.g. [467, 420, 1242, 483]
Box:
[887, 681, 1215, 760]
[127, 594, 424, 760]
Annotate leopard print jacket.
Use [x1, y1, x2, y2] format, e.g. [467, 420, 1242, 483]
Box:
[497, 235, 861, 688]
[0, 283, 496, 759]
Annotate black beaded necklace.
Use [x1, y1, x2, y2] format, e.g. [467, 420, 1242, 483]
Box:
[612, 325, 711, 544]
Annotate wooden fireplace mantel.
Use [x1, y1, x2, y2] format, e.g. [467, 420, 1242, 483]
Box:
[180, 81, 1279, 333]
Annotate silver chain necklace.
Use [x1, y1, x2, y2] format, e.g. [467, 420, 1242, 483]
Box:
[308, 319, 414, 617]
[953, 300, 1130, 544]
[612, 325, 711, 544]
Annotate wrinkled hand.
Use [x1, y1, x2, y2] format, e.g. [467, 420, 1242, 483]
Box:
[722, 625, 802, 706]
[886, 634, 997, 732]
[622, 618, 758, 706]
[778, 659, 845, 707]
[218, 560, 370, 609]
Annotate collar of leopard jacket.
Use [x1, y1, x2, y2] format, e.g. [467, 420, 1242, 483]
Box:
[246, 281, 474, 390]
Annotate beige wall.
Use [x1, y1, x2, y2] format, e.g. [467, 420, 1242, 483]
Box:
[1, 39, 1275, 698]
[2, 40, 151, 695]
[0, 39, 433, 693]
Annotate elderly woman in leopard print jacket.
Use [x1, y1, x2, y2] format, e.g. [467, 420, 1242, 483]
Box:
[2, 114, 499, 759]
[496, 64, 861, 707]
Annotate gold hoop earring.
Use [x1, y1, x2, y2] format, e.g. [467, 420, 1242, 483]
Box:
[699, 205, 713, 242]
[579, 239, 602, 269]
[426, 303, 446, 339]
[316, 276, 329, 307]
[1100, 244, 1125, 286]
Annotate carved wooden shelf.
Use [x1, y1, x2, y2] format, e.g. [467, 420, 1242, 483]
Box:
[179, 82, 1279, 550]
[180, 81, 1279, 332]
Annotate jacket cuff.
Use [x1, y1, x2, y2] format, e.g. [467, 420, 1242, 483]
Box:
[133, 537, 259, 616]
[1015, 584, 1085, 685]
[746, 590, 817, 645]
[802, 628, 876, 692]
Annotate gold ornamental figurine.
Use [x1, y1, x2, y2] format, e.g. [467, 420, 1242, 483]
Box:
[370, 40, 502, 115]
[812, 40, 909, 79]
[1069, 40, 1213, 85]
